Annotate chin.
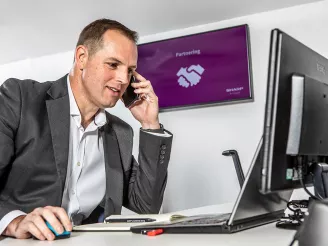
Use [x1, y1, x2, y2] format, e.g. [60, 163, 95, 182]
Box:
[102, 100, 118, 109]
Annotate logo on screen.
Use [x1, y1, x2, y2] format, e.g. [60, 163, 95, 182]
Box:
[317, 63, 326, 75]
[176, 65, 205, 88]
[226, 87, 244, 95]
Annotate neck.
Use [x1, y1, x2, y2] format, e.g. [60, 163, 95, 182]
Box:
[69, 69, 99, 129]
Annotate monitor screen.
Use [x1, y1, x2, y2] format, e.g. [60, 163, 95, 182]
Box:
[137, 24, 253, 111]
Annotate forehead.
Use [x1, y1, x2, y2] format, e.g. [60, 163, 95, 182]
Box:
[98, 30, 138, 61]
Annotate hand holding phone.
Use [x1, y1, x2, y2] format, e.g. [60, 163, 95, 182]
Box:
[124, 72, 160, 129]
[122, 75, 139, 108]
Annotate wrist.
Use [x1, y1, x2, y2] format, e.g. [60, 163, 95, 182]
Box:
[141, 123, 165, 134]
[141, 121, 160, 130]
[4, 215, 25, 237]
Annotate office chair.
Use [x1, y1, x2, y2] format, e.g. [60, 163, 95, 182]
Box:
[291, 201, 328, 246]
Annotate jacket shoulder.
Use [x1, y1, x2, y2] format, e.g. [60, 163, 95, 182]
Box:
[106, 111, 132, 128]
[1, 78, 53, 96]
[105, 112, 133, 135]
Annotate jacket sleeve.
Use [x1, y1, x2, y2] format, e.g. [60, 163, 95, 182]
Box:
[123, 129, 173, 214]
[0, 79, 22, 220]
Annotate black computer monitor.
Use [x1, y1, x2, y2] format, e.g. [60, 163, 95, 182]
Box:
[260, 29, 328, 195]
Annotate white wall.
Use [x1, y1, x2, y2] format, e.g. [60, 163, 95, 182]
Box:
[0, 1, 327, 213]
[144, 1, 328, 212]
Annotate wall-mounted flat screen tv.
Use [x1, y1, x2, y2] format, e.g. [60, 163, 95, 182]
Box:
[136, 24, 253, 112]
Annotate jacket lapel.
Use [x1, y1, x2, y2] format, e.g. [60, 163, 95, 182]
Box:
[101, 114, 124, 216]
[46, 75, 70, 195]
[45, 76, 125, 215]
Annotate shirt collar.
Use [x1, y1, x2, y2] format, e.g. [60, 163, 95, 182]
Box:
[66, 75, 107, 128]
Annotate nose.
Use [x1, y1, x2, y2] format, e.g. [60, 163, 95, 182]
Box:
[116, 71, 130, 85]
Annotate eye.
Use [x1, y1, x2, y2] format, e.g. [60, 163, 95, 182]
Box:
[106, 63, 118, 69]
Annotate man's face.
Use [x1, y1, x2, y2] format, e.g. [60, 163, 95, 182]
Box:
[80, 30, 138, 109]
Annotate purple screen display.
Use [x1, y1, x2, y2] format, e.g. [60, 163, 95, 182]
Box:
[137, 25, 252, 110]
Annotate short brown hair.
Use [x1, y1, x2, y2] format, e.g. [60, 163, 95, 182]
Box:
[76, 19, 138, 57]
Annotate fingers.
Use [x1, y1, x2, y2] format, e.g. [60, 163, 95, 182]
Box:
[24, 222, 45, 240]
[130, 72, 159, 106]
[131, 71, 157, 96]
[132, 81, 156, 98]
[32, 215, 55, 240]
[45, 206, 72, 232]
[15, 206, 71, 241]
[139, 93, 151, 102]
[40, 207, 65, 235]
[133, 85, 152, 95]
[131, 80, 153, 90]
[133, 71, 146, 82]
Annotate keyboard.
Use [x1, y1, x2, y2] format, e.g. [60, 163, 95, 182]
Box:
[172, 213, 231, 226]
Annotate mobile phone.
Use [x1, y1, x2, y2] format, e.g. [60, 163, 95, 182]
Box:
[122, 75, 139, 108]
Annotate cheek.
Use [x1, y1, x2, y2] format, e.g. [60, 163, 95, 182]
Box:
[85, 68, 105, 88]
[101, 67, 114, 81]
[103, 73, 112, 82]
[85, 63, 104, 78]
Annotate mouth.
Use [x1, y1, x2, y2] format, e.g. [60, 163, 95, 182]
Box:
[106, 86, 121, 95]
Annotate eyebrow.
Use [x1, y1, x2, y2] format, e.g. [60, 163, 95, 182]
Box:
[107, 57, 137, 69]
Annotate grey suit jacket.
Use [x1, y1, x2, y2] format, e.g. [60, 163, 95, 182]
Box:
[0, 75, 172, 222]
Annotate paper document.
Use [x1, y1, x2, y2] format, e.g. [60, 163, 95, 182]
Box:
[72, 213, 186, 232]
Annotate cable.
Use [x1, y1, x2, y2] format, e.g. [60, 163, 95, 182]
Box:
[310, 172, 325, 200]
[287, 200, 308, 211]
[313, 186, 324, 200]
[276, 200, 307, 230]
[299, 176, 318, 200]
[297, 161, 322, 201]
[276, 160, 312, 230]
[287, 159, 326, 244]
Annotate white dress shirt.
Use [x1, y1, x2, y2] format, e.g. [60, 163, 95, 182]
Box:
[61, 76, 107, 224]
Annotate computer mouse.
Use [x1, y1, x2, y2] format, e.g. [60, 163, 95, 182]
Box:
[33, 221, 71, 240]
[46, 221, 71, 239]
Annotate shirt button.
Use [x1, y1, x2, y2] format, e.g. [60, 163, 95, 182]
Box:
[160, 160, 165, 164]
[77, 162, 81, 166]
[160, 155, 165, 160]
[161, 145, 167, 150]
[161, 150, 166, 155]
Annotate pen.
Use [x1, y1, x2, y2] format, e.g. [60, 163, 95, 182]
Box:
[105, 218, 156, 223]
[142, 229, 164, 236]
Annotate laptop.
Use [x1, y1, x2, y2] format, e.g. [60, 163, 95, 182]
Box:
[131, 138, 293, 234]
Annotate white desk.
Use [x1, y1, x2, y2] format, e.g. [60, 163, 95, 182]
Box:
[0, 203, 296, 246]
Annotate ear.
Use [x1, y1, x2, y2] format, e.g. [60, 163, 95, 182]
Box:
[75, 45, 88, 71]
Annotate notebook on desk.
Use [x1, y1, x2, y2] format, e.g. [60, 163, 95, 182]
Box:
[72, 213, 186, 232]
[73, 222, 136, 232]
[131, 139, 293, 234]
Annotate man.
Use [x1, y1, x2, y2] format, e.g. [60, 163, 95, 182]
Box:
[0, 19, 172, 240]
